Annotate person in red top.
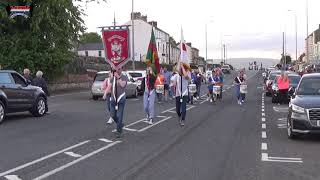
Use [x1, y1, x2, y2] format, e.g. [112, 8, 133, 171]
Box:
[277, 72, 290, 104]
[155, 72, 165, 103]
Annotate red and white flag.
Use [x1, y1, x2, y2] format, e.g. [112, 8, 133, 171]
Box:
[179, 28, 191, 71]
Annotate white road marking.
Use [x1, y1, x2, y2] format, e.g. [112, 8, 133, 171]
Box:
[64, 152, 82, 158]
[262, 118, 266, 122]
[261, 153, 269, 161]
[4, 175, 22, 180]
[262, 153, 303, 163]
[262, 131, 267, 138]
[129, 98, 139, 101]
[112, 127, 138, 133]
[273, 106, 288, 113]
[277, 124, 287, 129]
[161, 107, 176, 113]
[200, 99, 208, 104]
[98, 138, 113, 143]
[262, 109, 265, 112]
[186, 105, 195, 111]
[0, 140, 90, 177]
[117, 116, 168, 132]
[262, 105, 264, 109]
[262, 113, 265, 116]
[262, 123, 266, 129]
[50, 92, 88, 98]
[33, 141, 121, 180]
[278, 118, 287, 121]
[261, 143, 268, 150]
[138, 116, 172, 132]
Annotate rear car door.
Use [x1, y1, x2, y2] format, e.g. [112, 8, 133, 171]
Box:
[0, 72, 23, 110]
[10, 73, 34, 109]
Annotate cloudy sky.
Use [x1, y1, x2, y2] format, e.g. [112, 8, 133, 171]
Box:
[79, 0, 320, 60]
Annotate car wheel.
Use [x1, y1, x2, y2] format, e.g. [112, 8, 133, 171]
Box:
[0, 101, 5, 124]
[92, 96, 99, 100]
[32, 97, 47, 117]
[287, 119, 297, 139]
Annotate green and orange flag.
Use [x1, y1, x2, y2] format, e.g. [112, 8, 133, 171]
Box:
[145, 28, 160, 75]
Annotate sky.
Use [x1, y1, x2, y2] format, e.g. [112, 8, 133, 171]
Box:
[78, 0, 320, 60]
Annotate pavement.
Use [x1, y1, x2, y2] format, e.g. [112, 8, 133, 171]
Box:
[1, 70, 320, 180]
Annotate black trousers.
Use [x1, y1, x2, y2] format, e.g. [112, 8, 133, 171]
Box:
[279, 89, 288, 104]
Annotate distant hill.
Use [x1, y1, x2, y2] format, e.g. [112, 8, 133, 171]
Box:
[212, 58, 279, 69]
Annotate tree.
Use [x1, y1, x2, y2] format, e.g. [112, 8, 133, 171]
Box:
[80, 32, 101, 43]
[0, 0, 105, 81]
[280, 55, 292, 65]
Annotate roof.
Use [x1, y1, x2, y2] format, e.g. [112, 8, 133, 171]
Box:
[77, 43, 104, 51]
[302, 73, 320, 78]
[0, 70, 17, 73]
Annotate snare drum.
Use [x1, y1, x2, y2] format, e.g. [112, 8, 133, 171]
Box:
[188, 84, 197, 94]
[156, 85, 164, 94]
[213, 86, 221, 95]
[240, 84, 248, 94]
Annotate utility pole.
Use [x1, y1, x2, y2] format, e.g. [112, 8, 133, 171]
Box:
[223, 44, 226, 65]
[113, 13, 116, 27]
[205, 24, 208, 70]
[131, 0, 136, 70]
[306, 0, 309, 63]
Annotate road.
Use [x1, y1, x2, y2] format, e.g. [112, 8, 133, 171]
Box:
[1, 70, 320, 180]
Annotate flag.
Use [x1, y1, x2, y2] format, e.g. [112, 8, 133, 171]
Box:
[179, 28, 192, 72]
[145, 28, 161, 75]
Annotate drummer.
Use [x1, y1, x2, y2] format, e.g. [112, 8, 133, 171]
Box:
[234, 70, 246, 105]
[208, 69, 222, 102]
[155, 71, 165, 103]
[141, 67, 157, 124]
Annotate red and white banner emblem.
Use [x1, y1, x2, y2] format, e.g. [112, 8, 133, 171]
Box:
[102, 29, 130, 70]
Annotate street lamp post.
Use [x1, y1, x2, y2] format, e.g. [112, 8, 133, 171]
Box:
[288, 10, 298, 62]
[131, 0, 136, 70]
[306, 0, 309, 63]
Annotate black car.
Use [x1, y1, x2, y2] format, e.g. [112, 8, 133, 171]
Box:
[271, 74, 301, 103]
[0, 70, 48, 124]
[287, 73, 320, 139]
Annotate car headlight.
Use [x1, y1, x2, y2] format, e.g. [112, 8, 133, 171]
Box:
[291, 104, 305, 114]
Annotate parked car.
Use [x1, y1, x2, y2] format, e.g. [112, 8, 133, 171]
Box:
[271, 74, 301, 103]
[265, 70, 281, 96]
[126, 70, 146, 94]
[221, 65, 231, 74]
[287, 73, 320, 139]
[0, 70, 48, 124]
[91, 71, 139, 100]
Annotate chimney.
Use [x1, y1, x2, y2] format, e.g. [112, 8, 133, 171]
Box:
[148, 21, 157, 28]
[131, 12, 141, 20]
[141, 15, 148, 22]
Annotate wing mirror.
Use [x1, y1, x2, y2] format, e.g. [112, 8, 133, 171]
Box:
[288, 87, 296, 98]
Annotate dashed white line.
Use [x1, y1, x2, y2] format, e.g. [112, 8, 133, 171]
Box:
[4, 175, 22, 180]
[64, 152, 82, 158]
[0, 140, 90, 177]
[33, 141, 122, 180]
[262, 123, 266, 129]
[98, 138, 113, 143]
[262, 113, 265, 116]
[262, 131, 267, 138]
[261, 143, 268, 150]
[262, 109, 265, 112]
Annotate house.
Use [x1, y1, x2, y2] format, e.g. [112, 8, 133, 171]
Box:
[77, 43, 104, 57]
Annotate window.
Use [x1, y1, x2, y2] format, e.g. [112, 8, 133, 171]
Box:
[94, 73, 109, 82]
[11, 73, 26, 86]
[98, 51, 102, 57]
[85, 51, 88, 56]
[0, 73, 13, 84]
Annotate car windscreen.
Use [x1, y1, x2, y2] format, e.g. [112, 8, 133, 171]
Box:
[128, 72, 143, 78]
[297, 77, 320, 95]
[94, 73, 108, 81]
[269, 73, 280, 80]
[288, 76, 301, 84]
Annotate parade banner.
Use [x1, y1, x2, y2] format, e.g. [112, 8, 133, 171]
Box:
[102, 28, 130, 70]
[6, 5, 33, 18]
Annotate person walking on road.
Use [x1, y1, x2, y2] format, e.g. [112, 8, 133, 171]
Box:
[32, 71, 50, 96]
[195, 69, 203, 100]
[163, 67, 172, 101]
[101, 72, 114, 125]
[109, 68, 128, 138]
[141, 67, 157, 124]
[234, 70, 246, 105]
[155, 72, 165, 103]
[277, 72, 290, 105]
[172, 64, 191, 126]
